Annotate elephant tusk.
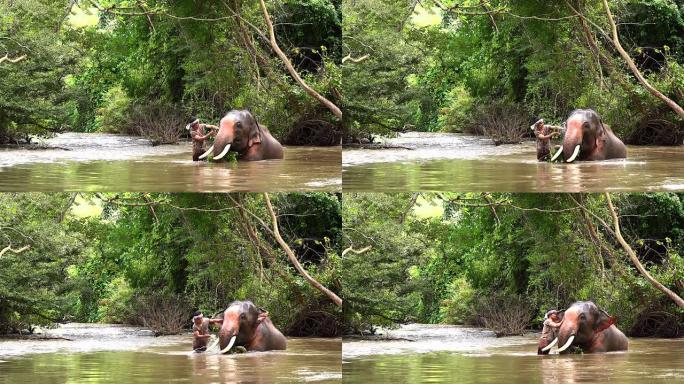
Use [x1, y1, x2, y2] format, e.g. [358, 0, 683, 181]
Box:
[566, 145, 581, 163]
[219, 335, 237, 354]
[550, 146, 564, 162]
[556, 335, 575, 353]
[206, 336, 220, 351]
[213, 144, 231, 161]
[198, 145, 214, 160]
[541, 337, 558, 352]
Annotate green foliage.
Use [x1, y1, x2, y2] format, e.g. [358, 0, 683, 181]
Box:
[95, 86, 131, 133]
[344, 0, 684, 145]
[2, 0, 341, 143]
[0, 0, 80, 142]
[342, 193, 684, 337]
[0, 193, 341, 336]
[0, 194, 87, 332]
[341, 193, 425, 332]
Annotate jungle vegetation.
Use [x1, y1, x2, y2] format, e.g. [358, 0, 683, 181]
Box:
[342, 193, 684, 338]
[343, 0, 684, 145]
[0, 192, 341, 337]
[0, 0, 341, 146]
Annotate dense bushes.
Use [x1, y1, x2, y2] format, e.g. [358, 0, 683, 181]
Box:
[344, 0, 684, 145]
[342, 193, 684, 337]
[1, 1, 341, 145]
[0, 193, 341, 336]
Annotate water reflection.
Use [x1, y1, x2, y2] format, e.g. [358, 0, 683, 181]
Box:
[343, 135, 684, 191]
[343, 325, 684, 383]
[0, 133, 340, 191]
[0, 324, 341, 383]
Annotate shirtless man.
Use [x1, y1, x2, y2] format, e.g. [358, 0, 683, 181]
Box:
[187, 118, 219, 161]
[538, 309, 562, 355]
[192, 311, 222, 352]
[531, 119, 562, 161]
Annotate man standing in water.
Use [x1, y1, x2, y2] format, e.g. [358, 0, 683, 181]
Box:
[531, 119, 562, 161]
[187, 117, 219, 161]
[538, 309, 562, 355]
[192, 311, 222, 352]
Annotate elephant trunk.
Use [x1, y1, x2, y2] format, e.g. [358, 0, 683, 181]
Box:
[212, 124, 235, 161]
[562, 130, 582, 163]
[556, 323, 578, 353]
[218, 319, 239, 354]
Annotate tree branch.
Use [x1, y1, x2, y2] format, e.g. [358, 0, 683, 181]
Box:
[0, 54, 27, 64]
[342, 54, 370, 64]
[600, 0, 684, 119]
[604, 193, 684, 309]
[0, 245, 30, 258]
[263, 193, 342, 307]
[258, 0, 342, 120]
[342, 246, 372, 257]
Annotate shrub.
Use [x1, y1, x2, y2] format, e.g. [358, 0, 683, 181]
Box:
[127, 102, 185, 145]
[129, 293, 191, 335]
[475, 293, 534, 337]
[465, 101, 530, 144]
[438, 86, 475, 133]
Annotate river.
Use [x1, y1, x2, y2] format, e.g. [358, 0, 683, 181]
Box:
[0, 133, 341, 192]
[0, 323, 342, 383]
[342, 324, 684, 383]
[342, 132, 684, 192]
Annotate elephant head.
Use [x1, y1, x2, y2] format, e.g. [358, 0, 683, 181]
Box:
[555, 301, 616, 354]
[212, 110, 263, 161]
[218, 300, 269, 354]
[561, 109, 612, 163]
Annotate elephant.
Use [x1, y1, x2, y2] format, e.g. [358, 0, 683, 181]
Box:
[545, 301, 628, 354]
[550, 109, 627, 163]
[214, 300, 287, 354]
[199, 110, 284, 162]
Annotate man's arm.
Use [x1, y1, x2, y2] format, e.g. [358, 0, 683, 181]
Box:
[209, 318, 223, 325]
[545, 319, 563, 328]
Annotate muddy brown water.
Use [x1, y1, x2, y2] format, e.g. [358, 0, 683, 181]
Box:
[0, 133, 340, 192]
[342, 132, 684, 192]
[342, 324, 684, 383]
[0, 323, 341, 383]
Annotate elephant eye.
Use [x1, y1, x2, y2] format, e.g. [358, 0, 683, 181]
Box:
[240, 313, 246, 319]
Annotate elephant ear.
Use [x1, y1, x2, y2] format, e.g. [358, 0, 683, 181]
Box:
[257, 307, 269, 325]
[595, 309, 616, 332]
[248, 121, 263, 147]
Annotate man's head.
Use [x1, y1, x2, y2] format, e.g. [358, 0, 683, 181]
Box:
[531, 119, 544, 131]
[545, 309, 560, 322]
[186, 117, 200, 131]
[193, 311, 204, 326]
